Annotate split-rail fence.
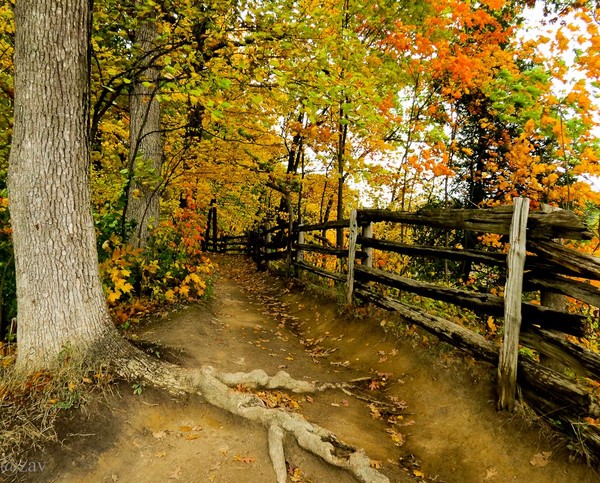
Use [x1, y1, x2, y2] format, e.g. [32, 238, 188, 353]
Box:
[209, 198, 600, 458]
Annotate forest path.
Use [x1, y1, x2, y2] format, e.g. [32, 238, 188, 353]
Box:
[33, 255, 597, 483]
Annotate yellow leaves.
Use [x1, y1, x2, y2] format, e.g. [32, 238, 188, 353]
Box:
[555, 29, 570, 52]
[144, 259, 160, 275]
[288, 465, 305, 482]
[479, 233, 503, 248]
[114, 278, 134, 294]
[385, 427, 405, 446]
[106, 266, 134, 305]
[523, 118, 536, 135]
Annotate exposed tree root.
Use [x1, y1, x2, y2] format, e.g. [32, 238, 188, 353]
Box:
[207, 366, 351, 393]
[114, 352, 390, 483]
[186, 366, 389, 483]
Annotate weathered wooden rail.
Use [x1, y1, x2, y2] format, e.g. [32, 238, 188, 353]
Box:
[215, 199, 600, 458]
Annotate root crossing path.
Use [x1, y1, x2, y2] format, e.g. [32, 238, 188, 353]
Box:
[38, 255, 597, 483]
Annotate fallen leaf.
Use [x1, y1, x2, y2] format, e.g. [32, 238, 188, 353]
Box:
[331, 402, 340, 407]
[368, 404, 382, 419]
[369, 380, 381, 391]
[386, 428, 405, 446]
[233, 454, 256, 464]
[341, 399, 349, 407]
[530, 451, 552, 467]
[169, 467, 182, 480]
[185, 434, 200, 440]
[288, 465, 303, 482]
[370, 460, 383, 469]
[179, 426, 192, 432]
[306, 395, 313, 403]
[378, 356, 388, 363]
[484, 468, 497, 480]
[413, 469, 424, 478]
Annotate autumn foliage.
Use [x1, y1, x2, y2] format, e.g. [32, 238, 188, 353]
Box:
[1, 0, 600, 335]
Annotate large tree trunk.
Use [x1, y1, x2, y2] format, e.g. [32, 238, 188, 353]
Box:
[7, 0, 123, 370]
[125, 19, 163, 248]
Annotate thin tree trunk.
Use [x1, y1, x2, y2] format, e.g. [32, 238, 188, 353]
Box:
[125, 18, 163, 248]
[8, 0, 123, 370]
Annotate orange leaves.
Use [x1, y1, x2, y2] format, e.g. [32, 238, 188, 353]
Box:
[480, 0, 505, 9]
[255, 390, 300, 411]
[98, 211, 214, 328]
[233, 454, 255, 464]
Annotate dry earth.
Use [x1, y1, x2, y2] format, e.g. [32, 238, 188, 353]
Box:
[13, 255, 600, 483]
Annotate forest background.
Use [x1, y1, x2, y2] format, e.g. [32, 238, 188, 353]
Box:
[0, 0, 600, 338]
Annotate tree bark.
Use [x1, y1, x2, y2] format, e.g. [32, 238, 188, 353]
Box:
[7, 0, 124, 369]
[125, 17, 163, 248]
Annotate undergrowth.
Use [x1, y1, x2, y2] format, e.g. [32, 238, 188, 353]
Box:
[0, 344, 115, 472]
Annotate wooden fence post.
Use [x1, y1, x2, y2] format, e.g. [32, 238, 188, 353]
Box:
[362, 220, 373, 268]
[212, 205, 218, 252]
[296, 228, 304, 263]
[204, 206, 212, 251]
[346, 210, 358, 304]
[265, 231, 272, 268]
[497, 197, 530, 411]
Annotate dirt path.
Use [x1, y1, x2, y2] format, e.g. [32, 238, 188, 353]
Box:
[26, 255, 599, 483]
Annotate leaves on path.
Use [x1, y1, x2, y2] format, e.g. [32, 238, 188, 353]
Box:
[168, 467, 182, 480]
[530, 451, 552, 467]
[233, 454, 256, 464]
[484, 468, 498, 480]
[385, 428, 406, 447]
[287, 463, 308, 482]
[236, 384, 301, 411]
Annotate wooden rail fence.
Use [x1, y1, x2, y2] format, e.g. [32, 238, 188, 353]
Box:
[212, 199, 600, 457]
